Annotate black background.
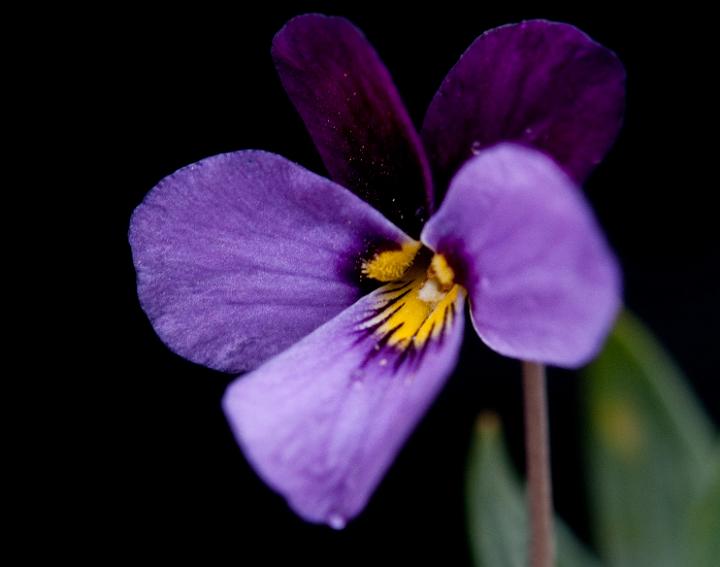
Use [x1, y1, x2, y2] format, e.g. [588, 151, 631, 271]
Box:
[91, 2, 718, 564]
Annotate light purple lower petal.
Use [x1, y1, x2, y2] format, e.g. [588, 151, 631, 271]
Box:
[422, 143, 621, 368]
[129, 150, 412, 373]
[223, 278, 465, 526]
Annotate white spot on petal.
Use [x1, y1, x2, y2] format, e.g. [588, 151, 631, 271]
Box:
[418, 279, 446, 303]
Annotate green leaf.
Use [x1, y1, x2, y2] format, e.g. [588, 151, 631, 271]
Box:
[684, 448, 720, 567]
[583, 310, 716, 567]
[466, 413, 601, 567]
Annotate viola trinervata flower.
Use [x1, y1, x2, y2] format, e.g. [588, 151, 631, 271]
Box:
[129, 15, 625, 528]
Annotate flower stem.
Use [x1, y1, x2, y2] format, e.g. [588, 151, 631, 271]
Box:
[523, 361, 555, 567]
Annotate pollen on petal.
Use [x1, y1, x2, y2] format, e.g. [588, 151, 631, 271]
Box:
[428, 254, 455, 291]
[362, 241, 421, 282]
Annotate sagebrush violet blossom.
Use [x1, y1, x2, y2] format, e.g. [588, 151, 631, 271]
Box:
[129, 15, 624, 527]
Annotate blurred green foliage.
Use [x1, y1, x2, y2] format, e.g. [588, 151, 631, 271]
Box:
[467, 310, 719, 566]
[466, 414, 601, 567]
[585, 311, 718, 567]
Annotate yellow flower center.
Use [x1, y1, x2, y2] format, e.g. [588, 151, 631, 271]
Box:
[360, 242, 464, 350]
[361, 241, 421, 282]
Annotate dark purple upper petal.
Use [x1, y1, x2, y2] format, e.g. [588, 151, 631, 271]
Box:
[129, 150, 413, 374]
[223, 278, 465, 526]
[422, 144, 621, 368]
[422, 20, 625, 198]
[273, 14, 433, 235]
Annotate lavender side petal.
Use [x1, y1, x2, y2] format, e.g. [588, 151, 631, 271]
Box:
[129, 150, 412, 373]
[422, 143, 621, 368]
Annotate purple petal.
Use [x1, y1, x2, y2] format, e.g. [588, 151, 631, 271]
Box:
[129, 150, 413, 373]
[422, 20, 625, 196]
[223, 276, 465, 525]
[421, 143, 621, 368]
[273, 14, 433, 235]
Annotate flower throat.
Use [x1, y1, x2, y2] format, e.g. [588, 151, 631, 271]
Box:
[359, 243, 463, 351]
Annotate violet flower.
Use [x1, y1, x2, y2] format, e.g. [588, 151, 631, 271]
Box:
[129, 15, 624, 528]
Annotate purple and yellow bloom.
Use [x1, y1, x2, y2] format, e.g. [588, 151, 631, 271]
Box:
[129, 15, 624, 527]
